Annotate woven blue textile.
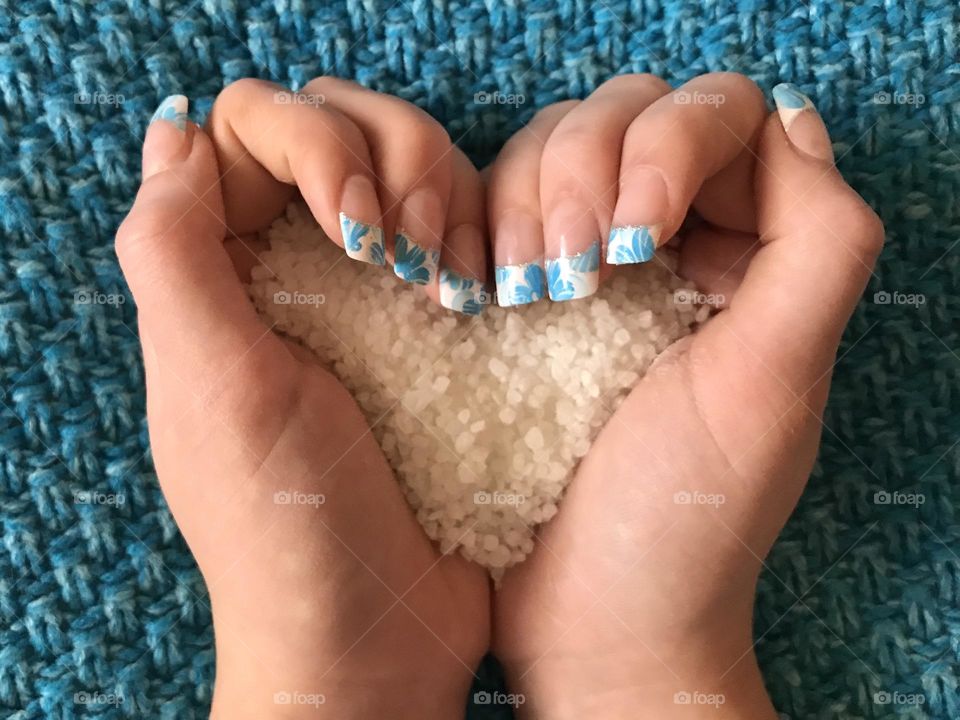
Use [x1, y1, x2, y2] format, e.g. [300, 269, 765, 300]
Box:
[1, 1, 958, 717]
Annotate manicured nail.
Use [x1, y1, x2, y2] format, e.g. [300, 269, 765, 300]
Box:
[439, 223, 489, 315]
[545, 242, 600, 302]
[606, 225, 661, 264]
[607, 165, 668, 264]
[150, 94, 188, 131]
[339, 175, 385, 266]
[439, 268, 488, 316]
[544, 198, 601, 301]
[394, 188, 443, 285]
[494, 212, 545, 307]
[772, 83, 834, 163]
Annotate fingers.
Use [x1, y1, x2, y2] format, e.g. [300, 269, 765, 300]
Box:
[722, 84, 884, 388]
[487, 100, 578, 307]
[435, 148, 491, 315]
[539, 75, 671, 297]
[207, 78, 488, 314]
[207, 79, 387, 265]
[116, 96, 268, 390]
[606, 73, 766, 264]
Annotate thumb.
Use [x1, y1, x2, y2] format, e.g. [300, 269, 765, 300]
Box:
[718, 84, 885, 394]
[116, 95, 269, 391]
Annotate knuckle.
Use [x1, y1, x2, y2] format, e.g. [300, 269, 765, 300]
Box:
[701, 72, 764, 109]
[596, 72, 670, 96]
[218, 77, 276, 105]
[532, 99, 580, 125]
[301, 75, 359, 97]
[542, 120, 598, 158]
[845, 199, 885, 257]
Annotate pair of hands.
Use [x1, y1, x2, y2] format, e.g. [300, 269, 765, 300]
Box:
[116, 73, 883, 718]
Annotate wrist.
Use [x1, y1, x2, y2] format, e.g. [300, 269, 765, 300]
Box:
[500, 618, 777, 720]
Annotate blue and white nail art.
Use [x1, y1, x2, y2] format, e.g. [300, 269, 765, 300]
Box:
[394, 232, 441, 285]
[439, 268, 488, 315]
[340, 213, 385, 265]
[545, 241, 600, 301]
[495, 262, 546, 307]
[771, 83, 815, 131]
[606, 225, 660, 265]
[151, 94, 188, 131]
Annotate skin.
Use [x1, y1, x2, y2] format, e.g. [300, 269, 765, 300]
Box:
[117, 74, 883, 718]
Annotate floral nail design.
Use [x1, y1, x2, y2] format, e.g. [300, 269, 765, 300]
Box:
[771, 83, 815, 131]
[606, 225, 660, 265]
[394, 232, 440, 285]
[545, 241, 600, 301]
[150, 94, 188, 131]
[340, 213, 385, 266]
[439, 268, 488, 315]
[495, 262, 546, 307]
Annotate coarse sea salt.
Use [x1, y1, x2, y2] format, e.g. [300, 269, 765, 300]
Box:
[248, 203, 708, 578]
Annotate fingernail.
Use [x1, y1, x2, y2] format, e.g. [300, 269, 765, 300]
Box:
[150, 94, 188, 132]
[772, 83, 834, 163]
[607, 165, 668, 264]
[394, 188, 443, 285]
[339, 175, 385, 266]
[606, 225, 661, 264]
[144, 95, 192, 180]
[439, 223, 489, 315]
[544, 198, 600, 301]
[494, 212, 545, 307]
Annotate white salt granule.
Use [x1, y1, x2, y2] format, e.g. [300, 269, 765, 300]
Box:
[249, 203, 703, 578]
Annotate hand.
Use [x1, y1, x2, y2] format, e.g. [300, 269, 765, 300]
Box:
[116, 82, 490, 719]
[489, 75, 884, 717]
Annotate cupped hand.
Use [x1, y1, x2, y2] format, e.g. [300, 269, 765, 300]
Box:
[116, 82, 490, 719]
[490, 75, 884, 718]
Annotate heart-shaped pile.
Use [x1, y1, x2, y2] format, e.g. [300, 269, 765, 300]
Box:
[249, 203, 706, 576]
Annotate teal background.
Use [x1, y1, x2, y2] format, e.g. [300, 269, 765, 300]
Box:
[0, 1, 957, 717]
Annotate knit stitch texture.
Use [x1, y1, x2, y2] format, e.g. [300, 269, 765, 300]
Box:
[0, 1, 957, 718]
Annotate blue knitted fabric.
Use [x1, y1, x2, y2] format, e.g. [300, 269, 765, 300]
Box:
[1, 1, 958, 718]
